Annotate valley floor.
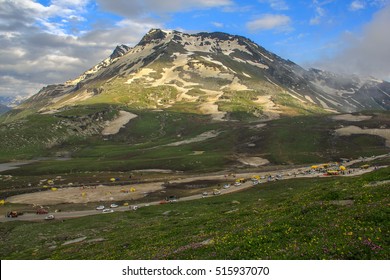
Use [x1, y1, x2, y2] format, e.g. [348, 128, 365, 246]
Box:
[1, 153, 388, 222]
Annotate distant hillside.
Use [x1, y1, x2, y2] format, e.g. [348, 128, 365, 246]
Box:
[0, 103, 10, 115]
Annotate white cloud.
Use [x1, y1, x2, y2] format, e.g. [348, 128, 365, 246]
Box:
[310, 6, 326, 25]
[96, 0, 233, 17]
[259, 0, 289, 11]
[246, 14, 291, 32]
[349, 1, 366, 11]
[0, 0, 160, 98]
[212, 21, 224, 28]
[314, 4, 390, 80]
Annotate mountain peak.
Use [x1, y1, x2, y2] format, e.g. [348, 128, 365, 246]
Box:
[110, 44, 131, 60]
[139, 29, 173, 46]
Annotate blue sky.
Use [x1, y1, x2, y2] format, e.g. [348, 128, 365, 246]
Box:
[1, 0, 390, 98]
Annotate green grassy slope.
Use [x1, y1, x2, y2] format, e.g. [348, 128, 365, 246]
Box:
[1, 111, 389, 176]
[0, 168, 388, 260]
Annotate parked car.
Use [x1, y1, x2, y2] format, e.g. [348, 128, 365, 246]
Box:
[110, 203, 119, 208]
[96, 205, 105, 210]
[44, 214, 55, 220]
[166, 196, 178, 203]
[213, 189, 221, 195]
[129, 205, 138, 210]
[102, 209, 114, 213]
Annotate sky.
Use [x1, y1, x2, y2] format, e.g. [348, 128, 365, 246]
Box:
[1, 0, 390, 99]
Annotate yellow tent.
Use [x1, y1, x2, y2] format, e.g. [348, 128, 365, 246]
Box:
[51, 187, 58, 191]
[110, 178, 116, 182]
[0, 199, 5, 205]
[130, 187, 136, 192]
[339, 166, 346, 171]
[311, 165, 318, 169]
[252, 175, 260, 180]
[123, 202, 129, 206]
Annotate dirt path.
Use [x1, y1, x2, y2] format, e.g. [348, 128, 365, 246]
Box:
[165, 130, 220, 146]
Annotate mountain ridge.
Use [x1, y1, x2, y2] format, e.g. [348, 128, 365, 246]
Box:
[15, 29, 390, 118]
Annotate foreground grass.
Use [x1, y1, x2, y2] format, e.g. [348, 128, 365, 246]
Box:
[1, 168, 388, 260]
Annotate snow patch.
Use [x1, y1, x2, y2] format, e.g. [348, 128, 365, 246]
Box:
[102, 111, 137, 135]
[335, 126, 390, 147]
[237, 156, 269, 166]
[331, 114, 372, 122]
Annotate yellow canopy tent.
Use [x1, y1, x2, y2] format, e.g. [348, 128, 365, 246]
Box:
[51, 187, 58, 191]
[110, 178, 116, 182]
[339, 166, 346, 171]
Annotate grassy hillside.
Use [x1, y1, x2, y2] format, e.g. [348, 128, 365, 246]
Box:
[1, 110, 389, 175]
[0, 168, 388, 260]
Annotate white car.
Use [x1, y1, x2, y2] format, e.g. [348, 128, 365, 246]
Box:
[96, 205, 105, 210]
[102, 209, 114, 213]
[44, 214, 55, 220]
[110, 203, 119, 208]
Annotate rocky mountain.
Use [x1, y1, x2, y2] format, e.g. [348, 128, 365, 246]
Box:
[17, 29, 390, 120]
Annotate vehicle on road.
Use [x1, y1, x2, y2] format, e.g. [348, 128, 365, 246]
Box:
[44, 215, 55, 220]
[6, 211, 22, 218]
[110, 203, 119, 208]
[102, 209, 114, 213]
[213, 189, 221, 195]
[166, 195, 178, 203]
